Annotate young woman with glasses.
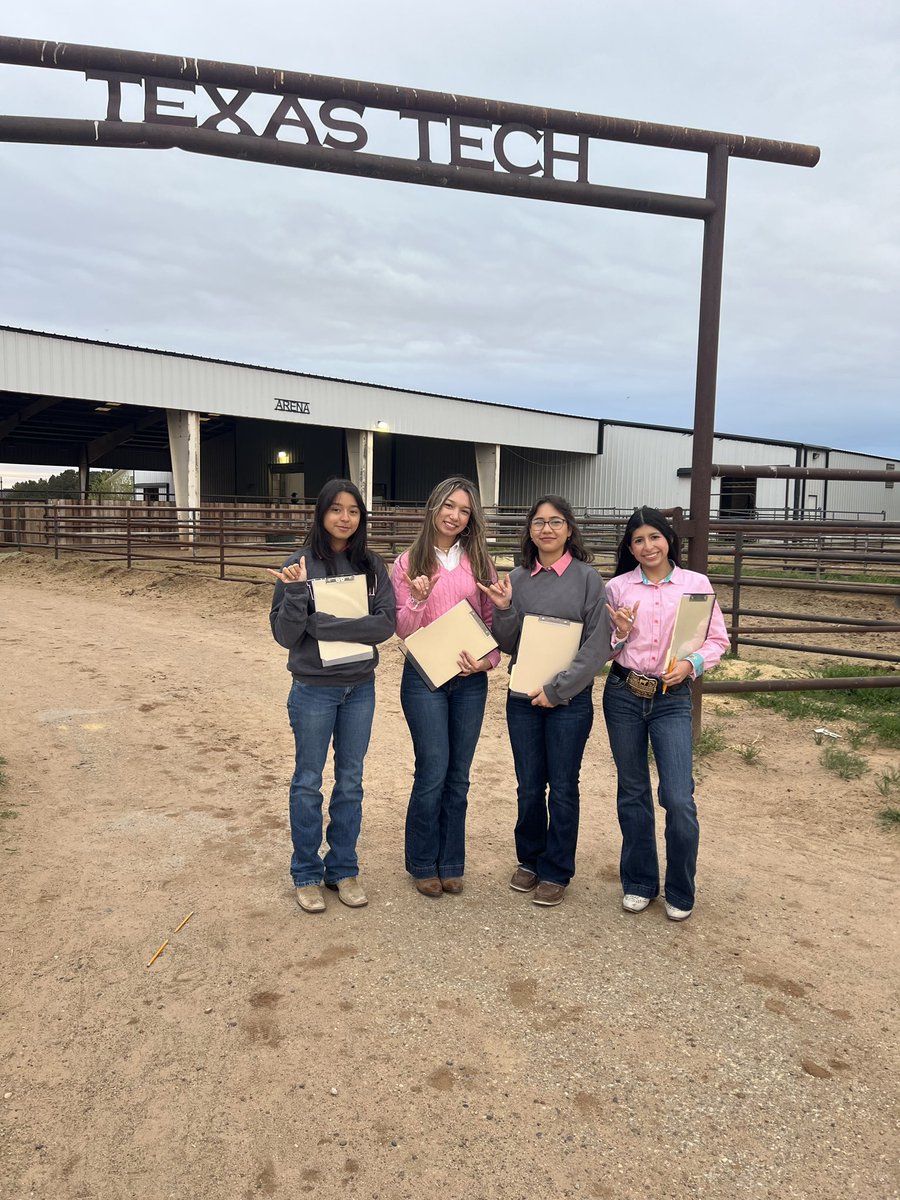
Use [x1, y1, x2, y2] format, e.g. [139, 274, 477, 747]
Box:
[391, 476, 500, 898]
[269, 479, 396, 914]
[478, 495, 612, 908]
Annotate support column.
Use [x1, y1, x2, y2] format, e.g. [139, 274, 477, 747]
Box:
[78, 445, 90, 500]
[687, 144, 728, 576]
[687, 143, 729, 739]
[346, 429, 373, 511]
[166, 409, 201, 543]
[475, 443, 501, 509]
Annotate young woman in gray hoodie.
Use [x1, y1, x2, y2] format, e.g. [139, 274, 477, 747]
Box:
[269, 479, 395, 913]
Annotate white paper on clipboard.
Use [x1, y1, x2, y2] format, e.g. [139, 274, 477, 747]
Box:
[310, 574, 374, 667]
[509, 613, 583, 698]
[663, 593, 715, 667]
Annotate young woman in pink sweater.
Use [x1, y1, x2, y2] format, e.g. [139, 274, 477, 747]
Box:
[391, 477, 500, 897]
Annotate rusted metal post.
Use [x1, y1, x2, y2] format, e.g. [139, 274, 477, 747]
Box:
[219, 508, 226, 580]
[688, 144, 729, 576]
[126, 505, 132, 569]
[688, 144, 729, 736]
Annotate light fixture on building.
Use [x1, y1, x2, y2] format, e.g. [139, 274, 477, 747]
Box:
[276, 450, 290, 463]
[375, 420, 389, 432]
[94, 405, 112, 413]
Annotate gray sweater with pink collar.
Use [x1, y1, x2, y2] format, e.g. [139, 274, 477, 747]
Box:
[492, 558, 612, 705]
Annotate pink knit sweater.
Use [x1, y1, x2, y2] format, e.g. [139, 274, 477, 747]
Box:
[391, 549, 501, 669]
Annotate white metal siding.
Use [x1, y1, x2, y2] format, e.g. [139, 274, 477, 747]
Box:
[598, 426, 694, 510]
[818, 450, 900, 520]
[0, 329, 597, 453]
[597, 427, 798, 513]
[499, 448, 603, 508]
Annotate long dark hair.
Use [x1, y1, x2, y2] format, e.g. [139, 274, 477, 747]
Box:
[519, 495, 593, 570]
[614, 506, 681, 576]
[304, 478, 375, 577]
[407, 476, 496, 585]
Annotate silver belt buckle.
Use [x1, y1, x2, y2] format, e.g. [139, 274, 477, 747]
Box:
[626, 671, 658, 698]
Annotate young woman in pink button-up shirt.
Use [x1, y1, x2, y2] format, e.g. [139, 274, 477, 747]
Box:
[603, 507, 729, 923]
[392, 477, 500, 898]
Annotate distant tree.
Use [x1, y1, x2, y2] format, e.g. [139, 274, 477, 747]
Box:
[91, 469, 134, 499]
[6, 468, 133, 500]
[8, 469, 81, 499]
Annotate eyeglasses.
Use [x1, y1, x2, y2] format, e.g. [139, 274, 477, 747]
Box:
[530, 517, 567, 530]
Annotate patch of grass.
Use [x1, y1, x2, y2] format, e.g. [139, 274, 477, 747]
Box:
[821, 744, 868, 781]
[878, 806, 900, 826]
[875, 767, 900, 797]
[740, 666, 900, 748]
[735, 741, 763, 764]
[0, 809, 17, 821]
[0, 755, 6, 788]
[695, 724, 727, 756]
[845, 728, 868, 750]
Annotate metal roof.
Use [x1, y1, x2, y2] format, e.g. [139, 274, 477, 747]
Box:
[0, 326, 599, 450]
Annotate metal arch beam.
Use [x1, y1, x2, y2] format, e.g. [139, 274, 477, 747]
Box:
[0, 116, 715, 220]
[0, 37, 821, 168]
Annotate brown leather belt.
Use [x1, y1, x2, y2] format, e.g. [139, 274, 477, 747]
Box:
[610, 660, 686, 697]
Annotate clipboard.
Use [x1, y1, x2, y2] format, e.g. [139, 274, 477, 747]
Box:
[309, 574, 374, 668]
[663, 593, 716, 667]
[401, 599, 498, 691]
[509, 613, 584, 698]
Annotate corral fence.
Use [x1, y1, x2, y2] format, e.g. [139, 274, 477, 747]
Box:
[1, 498, 898, 707]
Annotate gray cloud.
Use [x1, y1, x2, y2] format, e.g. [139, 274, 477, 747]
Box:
[0, 0, 896, 463]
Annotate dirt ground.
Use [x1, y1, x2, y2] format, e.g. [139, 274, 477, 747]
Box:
[0, 551, 898, 1200]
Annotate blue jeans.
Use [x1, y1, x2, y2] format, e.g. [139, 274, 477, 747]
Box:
[602, 672, 699, 910]
[505, 686, 594, 887]
[287, 678, 376, 887]
[400, 659, 488, 879]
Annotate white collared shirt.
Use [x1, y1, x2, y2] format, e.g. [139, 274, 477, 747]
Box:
[434, 542, 463, 570]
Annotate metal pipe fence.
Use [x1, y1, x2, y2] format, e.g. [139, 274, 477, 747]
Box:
[1, 499, 897, 705]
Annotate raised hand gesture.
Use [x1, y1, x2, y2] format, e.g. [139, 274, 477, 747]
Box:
[476, 576, 512, 610]
[406, 572, 437, 603]
[606, 598, 640, 639]
[267, 556, 308, 585]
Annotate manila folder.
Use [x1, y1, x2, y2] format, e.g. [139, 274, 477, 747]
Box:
[509, 613, 583, 698]
[401, 599, 497, 691]
[310, 574, 374, 668]
[663, 593, 715, 666]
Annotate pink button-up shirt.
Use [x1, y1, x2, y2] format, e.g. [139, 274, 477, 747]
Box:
[606, 563, 729, 678]
[530, 550, 573, 577]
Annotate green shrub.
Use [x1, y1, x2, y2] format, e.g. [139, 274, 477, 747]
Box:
[822, 745, 868, 781]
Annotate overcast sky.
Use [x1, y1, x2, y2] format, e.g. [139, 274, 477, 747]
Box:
[0, 0, 897, 485]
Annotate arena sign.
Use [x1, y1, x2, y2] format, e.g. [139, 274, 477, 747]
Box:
[0, 36, 819, 575]
[274, 399, 311, 416]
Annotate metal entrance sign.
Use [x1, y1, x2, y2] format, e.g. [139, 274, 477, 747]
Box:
[0, 38, 817, 217]
[0, 37, 820, 576]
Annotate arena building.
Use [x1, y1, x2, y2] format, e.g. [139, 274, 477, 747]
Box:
[1, 326, 896, 521]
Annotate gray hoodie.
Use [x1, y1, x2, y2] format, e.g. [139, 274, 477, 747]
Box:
[270, 547, 396, 687]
